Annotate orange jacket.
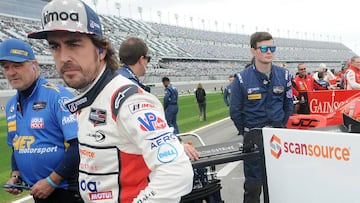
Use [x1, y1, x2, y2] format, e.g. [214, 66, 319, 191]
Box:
[292, 74, 327, 97]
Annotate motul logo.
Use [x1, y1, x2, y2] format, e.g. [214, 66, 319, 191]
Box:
[43, 11, 79, 25]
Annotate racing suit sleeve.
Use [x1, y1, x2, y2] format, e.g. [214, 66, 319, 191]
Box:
[230, 73, 245, 134]
[54, 139, 79, 180]
[346, 70, 360, 90]
[118, 93, 193, 203]
[52, 88, 79, 182]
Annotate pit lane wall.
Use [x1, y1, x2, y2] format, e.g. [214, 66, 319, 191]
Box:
[263, 127, 359, 203]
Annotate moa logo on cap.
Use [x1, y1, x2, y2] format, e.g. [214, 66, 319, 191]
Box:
[43, 10, 79, 25]
[28, 0, 102, 39]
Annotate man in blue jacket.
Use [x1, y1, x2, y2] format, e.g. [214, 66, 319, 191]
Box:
[223, 74, 234, 106]
[1, 38, 81, 202]
[162, 76, 179, 134]
[230, 32, 293, 203]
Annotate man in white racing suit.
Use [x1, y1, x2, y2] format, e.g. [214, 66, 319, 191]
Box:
[28, 0, 193, 202]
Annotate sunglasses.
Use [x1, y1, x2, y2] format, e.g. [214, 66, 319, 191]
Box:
[144, 55, 151, 63]
[257, 45, 276, 53]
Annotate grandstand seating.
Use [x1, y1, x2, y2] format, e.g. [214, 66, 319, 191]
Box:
[0, 0, 356, 89]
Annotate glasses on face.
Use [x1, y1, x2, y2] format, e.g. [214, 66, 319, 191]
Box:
[299, 68, 306, 71]
[257, 45, 276, 53]
[144, 55, 151, 63]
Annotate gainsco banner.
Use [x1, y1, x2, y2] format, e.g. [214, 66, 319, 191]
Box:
[307, 89, 360, 114]
[287, 90, 360, 129]
[263, 127, 360, 203]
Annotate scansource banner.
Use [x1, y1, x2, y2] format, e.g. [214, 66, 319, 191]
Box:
[263, 127, 360, 203]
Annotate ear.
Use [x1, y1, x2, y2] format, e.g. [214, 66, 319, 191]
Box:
[250, 47, 257, 56]
[31, 60, 39, 69]
[98, 48, 106, 60]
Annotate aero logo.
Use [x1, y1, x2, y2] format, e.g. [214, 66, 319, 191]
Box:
[270, 135, 282, 159]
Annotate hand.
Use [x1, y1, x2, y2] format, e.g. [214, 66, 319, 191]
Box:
[4, 176, 23, 195]
[30, 178, 55, 199]
[182, 143, 200, 161]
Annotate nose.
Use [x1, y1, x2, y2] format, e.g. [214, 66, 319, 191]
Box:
[58, 47, 72, 63]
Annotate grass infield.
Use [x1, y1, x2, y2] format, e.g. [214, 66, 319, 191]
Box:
[0, 92, 229, 202]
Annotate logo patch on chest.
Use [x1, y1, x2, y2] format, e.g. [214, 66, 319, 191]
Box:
[89, 108, 106, 126]
[33, 101, 46, 111]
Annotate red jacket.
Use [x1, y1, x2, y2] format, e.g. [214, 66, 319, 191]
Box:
[292, 74, 327, 97]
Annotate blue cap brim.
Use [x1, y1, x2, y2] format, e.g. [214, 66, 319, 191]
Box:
[0, 56, 29, 63]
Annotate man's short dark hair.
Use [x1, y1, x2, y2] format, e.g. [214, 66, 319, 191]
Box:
[119, 37, 148, 65]
[162, 77, 170, 82]
[250, 32, 273, 48]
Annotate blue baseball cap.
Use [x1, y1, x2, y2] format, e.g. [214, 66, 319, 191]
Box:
[0, 38, 35, 62]
[28, 0, 102, 39]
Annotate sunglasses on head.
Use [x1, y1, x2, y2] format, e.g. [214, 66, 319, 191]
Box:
[257, 45, 276, 53]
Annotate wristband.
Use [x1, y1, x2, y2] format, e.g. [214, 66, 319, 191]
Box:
[46, 177, 58, 188]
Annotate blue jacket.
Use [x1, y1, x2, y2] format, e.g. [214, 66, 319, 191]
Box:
[230, 65, 293, 134]
[163, 84, 178, 110]
[6, 77, 78, 188]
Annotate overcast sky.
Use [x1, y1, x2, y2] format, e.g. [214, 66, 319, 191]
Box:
[83, 0, 360, 55]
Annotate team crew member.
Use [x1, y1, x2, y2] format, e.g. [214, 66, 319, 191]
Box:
[292, 63, 328, 97]
[230, 32, 293, 203]
[223, 74, 234, 106]
[28, 0, 193, 202]
[344, 56, 360, 90]
[1, 38, 81, 203]
[162, 76, 180, 134]
[118, 37, 151, 93]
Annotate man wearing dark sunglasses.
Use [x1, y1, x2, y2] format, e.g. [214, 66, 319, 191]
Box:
[230, 32, 294, 203]
[118, 36, 152, 92]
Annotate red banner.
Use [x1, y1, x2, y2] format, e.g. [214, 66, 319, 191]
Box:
[287, 90, 360, 129]
[307, 90, 360, 115]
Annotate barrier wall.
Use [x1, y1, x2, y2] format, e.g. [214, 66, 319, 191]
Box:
[263, 127, 359, 203]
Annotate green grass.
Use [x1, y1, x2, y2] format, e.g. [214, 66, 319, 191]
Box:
[175, 93, 229, 133]
[0, 92, 229, 202]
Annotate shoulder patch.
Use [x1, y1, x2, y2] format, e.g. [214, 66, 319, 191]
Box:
[111, 84, 142, 121]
